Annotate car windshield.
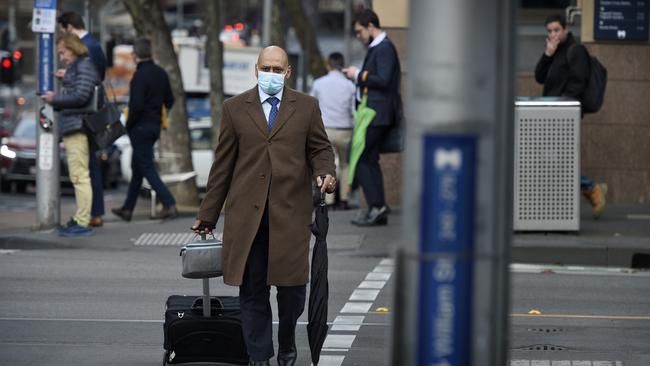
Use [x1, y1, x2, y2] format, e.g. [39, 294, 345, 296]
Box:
[13, 117, 36, 139]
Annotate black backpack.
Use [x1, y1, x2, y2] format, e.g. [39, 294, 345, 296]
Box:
[572, 45, 607, 114]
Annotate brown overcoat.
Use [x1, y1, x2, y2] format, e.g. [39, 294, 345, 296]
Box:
[197, 86, 335, 286]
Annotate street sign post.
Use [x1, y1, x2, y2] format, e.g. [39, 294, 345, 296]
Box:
[392, 1, 516, 365]
[34, 0, 59, 229]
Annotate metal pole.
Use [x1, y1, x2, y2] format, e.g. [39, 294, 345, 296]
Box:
[262, 0, 272, 46]
[8, 0, 17, 46]
[393, 0, 516, 365]
[84, 0, 91, 33]
[176, 0, 184, 30]
[36, 32, 60, 230]
[344, 0, 352, 65]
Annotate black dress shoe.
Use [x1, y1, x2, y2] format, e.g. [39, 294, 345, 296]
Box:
[353, 205, 388, 226]
[111, 207, 132, 222]
[249, 360, 270, 366]
[277, 347, 297, 366]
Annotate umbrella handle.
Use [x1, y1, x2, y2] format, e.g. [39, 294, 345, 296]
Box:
[319, 176, 326, 207]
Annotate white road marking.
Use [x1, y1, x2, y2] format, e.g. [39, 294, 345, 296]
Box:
[372, 265, 393, 273]
[365, 272, 391, 281]
[322, 334, 356, 349]
[357, 280, 386, 289]
[314, 355, 345, 366]
[349, 289, 380, 302]
[340, 302, 373, 314]
[511, 263, 650, 277]
[331, 315, 365, 331]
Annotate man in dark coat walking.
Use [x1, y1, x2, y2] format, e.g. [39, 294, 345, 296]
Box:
[343, 8, 401, 226]
[111, 38, 177, 222]
[534, 14, 607, 218]
[192, 46, 336, 366]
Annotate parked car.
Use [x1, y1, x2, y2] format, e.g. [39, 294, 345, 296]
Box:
[115, 117, 213, 189]
[0, 113, 122, 193]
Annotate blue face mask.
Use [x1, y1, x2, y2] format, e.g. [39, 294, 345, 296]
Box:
[258, 71, 285, 95]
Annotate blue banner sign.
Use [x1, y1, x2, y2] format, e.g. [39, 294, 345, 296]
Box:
[38, 33, 54, 94]
[418, 135, 476, 366]
[594, 0, 649, 41]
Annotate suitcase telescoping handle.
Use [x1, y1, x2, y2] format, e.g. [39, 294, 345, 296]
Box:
[199, 230, 211, 318]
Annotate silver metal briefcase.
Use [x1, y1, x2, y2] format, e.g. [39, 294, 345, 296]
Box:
[179, 234, 223, 279]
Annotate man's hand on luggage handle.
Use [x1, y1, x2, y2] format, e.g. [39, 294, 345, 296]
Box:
[191, 220, 216, 235]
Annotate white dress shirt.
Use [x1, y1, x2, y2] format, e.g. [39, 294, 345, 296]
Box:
[310, 70, 356, 129]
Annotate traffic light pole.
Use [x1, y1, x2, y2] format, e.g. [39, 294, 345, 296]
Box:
[392, 0, 516, 365]
[35, 29, 60, 229]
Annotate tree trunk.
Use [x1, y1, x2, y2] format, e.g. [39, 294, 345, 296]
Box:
[284, 0, 327, 79]
[205, 0, 224, 150]
[122, 0, 199, 208]
[271, 0, 286, 49]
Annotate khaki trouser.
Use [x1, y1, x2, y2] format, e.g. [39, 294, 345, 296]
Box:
[62, 132, 92, 227]
[325, 128, 353, 201]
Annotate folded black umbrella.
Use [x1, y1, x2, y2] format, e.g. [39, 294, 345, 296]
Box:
[307, 192, 330, 365]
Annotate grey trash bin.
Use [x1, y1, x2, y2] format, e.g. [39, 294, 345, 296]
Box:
[513, 97, 581, 231]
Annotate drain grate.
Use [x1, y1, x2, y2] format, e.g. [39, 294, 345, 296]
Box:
[527, 327, 564, 333]
[516, 344, 567, 351]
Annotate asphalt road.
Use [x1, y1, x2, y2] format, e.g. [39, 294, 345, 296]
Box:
[1, 242, 649, 365]
[1, 189, 649, 365]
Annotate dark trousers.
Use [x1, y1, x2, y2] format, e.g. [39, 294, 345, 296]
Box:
[239, 206, 306, 361]
[356, 126, 389, 208]
[123, 123, 175, 210]
[88, 146, 104, 217]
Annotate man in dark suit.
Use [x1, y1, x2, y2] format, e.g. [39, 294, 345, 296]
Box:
[344, 8, 401, 226]
[192, 46, 336, 366]
[57, 11, 108, 228]
[111, 38, 178, 222]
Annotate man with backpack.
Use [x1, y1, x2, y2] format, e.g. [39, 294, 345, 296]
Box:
[535, 14, 607, 219]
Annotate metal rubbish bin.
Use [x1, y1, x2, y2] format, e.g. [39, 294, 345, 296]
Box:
[513, 97, 581, 231]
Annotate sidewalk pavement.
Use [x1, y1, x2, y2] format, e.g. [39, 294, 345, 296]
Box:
[1, 193, 649, 268]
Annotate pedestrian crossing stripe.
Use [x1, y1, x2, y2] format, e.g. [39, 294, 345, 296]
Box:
[132, 232, 223, 246]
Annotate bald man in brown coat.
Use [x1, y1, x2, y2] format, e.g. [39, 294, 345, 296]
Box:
[192, 46, 336, 366]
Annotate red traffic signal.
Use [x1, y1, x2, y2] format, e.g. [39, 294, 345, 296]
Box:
[1, 57, 15, 84]
[12, 50, 22, 61]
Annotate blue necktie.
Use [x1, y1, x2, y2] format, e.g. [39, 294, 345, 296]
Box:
[266, 96, 279, 131]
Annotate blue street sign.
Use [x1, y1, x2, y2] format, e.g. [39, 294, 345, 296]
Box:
[38, 33, 53, 93]
[33, 0, 57, 93]
[418, 134, 477, 366]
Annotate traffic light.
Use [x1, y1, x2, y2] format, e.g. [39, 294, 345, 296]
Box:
[0, 56, 15, 85]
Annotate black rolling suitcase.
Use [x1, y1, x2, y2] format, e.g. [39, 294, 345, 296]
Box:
[162, 295, 248, 365]
[162, 233, 248, 365]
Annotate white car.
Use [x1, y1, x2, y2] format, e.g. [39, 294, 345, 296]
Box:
[115, 118, 214, 189]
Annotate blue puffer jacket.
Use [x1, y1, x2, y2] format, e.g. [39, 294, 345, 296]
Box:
[51, 56, 100, 136]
